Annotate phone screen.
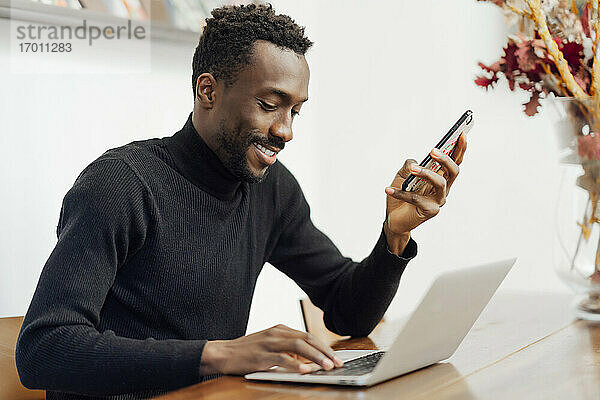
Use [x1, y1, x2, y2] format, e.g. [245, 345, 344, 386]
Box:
[401, 110, 474, 192]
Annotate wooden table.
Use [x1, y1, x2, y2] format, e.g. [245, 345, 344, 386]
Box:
[155, 291, 600, 400]
[0, 316, 45, 399]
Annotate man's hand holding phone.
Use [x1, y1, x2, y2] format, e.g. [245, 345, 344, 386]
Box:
[382, 112, 470, 255]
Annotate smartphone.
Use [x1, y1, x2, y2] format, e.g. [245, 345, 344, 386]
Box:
[401, 110, 474, 192]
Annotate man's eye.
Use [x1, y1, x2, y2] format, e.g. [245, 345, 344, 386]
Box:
[258, 100, 277, 111]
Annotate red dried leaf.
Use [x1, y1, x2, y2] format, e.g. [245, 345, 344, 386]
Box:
[477, 61, 501, 73]
[578, 134, 600, 160]
[561, 42, 584, 69]
[519, 82, 533, 90]
[506, 77, 516, 91]
[503, 42, 518, 71]
[590, 270, 600, 284]
[523, 91, 541, 116]
[477, 0, 504, 6]
[581, 2, 591, 37]
[554, 36, 564, 47]
[475, 75, 499, 88]
[503, 42, 518, 91]
[524, 67, 543, 84]
[574, 74, 589, 93]
[576, 68, 592, 93]
[515, 44, 537, 71]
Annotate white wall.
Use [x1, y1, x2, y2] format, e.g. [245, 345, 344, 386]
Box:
[0, 1, 570, 334]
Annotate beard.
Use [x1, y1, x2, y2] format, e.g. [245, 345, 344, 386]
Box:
[215, 120, 285, 183]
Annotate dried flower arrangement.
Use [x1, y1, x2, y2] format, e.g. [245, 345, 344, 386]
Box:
[475, 0, 600, 287]
[475, 0, 594, 116]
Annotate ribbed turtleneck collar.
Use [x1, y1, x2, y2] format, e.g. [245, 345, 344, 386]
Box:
[165, 113, 242, 201]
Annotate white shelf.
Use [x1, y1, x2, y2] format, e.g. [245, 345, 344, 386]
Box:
[0, 0, 200, 43]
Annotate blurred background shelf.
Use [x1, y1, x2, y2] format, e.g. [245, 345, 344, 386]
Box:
[0, 0, 246, 42]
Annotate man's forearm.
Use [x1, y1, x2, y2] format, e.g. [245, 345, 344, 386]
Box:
[322, 229, 417, 337]
[16, 323, 206, 396]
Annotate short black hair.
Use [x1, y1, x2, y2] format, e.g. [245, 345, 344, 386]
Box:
[191, 3, 313, 96]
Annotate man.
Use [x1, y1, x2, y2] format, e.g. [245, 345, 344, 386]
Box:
[15, 4, 466, 399]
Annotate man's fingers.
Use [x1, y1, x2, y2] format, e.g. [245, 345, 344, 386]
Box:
[451, 134, 467, 165]
[384, 188, 441, 219]
[268, 352, 316, 374]
[430, 149, 460, 191]
[267, 325, 342, 368]
[394, 134, 466, 191]
[267, 337, 334, 371]
[304, 333, 343, 368]
[406, 165, 446, 204]
[285, 338, 335, 370]
[395, 159, 419, 181]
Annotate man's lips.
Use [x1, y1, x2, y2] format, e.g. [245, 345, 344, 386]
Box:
[252, 142, 279, 166]
[254, 142, 282, 154]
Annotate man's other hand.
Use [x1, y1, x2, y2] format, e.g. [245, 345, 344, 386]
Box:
[200, 324, 344, 375]
[383, 134, 467, 255]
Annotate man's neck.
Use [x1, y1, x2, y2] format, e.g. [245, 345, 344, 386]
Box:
[165, 112, 242, 201]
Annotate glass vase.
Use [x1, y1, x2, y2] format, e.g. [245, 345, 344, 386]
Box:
[551, 97, 600, 321]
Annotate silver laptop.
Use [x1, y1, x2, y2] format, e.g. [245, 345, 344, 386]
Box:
[245, 258, 516, 387]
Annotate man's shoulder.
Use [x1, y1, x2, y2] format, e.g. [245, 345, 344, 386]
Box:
[89, 137, 173, 178]
[74, 137, 170, 193]
[98, 137, 167, 164]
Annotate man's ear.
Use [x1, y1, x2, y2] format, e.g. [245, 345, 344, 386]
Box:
[195, 73, 217, 109]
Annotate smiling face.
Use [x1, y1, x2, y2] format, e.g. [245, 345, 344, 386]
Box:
[194, 40, 310, 183]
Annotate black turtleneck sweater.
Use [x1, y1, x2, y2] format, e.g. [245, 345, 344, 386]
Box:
[16, 115, 417, 399]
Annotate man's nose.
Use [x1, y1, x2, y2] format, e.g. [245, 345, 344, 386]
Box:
[269, 120, 293, 143]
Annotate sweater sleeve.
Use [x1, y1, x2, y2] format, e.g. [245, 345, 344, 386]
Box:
[268, 172, 417, 338]
[15, 158, 207, 396]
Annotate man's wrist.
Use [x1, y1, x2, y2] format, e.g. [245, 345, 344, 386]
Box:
[383, 220, 411, 256]
[200, 340, 228, 375]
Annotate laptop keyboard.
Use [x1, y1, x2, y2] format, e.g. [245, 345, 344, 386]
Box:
[310, 351, 385, 376]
